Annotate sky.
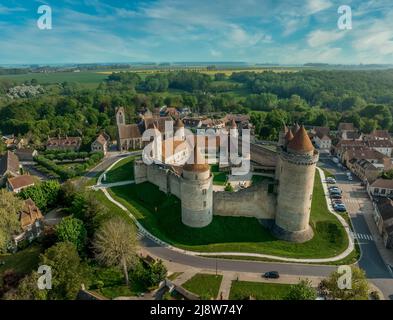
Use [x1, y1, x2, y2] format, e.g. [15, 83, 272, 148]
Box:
[0, 0, 392, 64]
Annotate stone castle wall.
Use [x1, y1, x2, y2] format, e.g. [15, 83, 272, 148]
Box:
[213, 183, 276, 220]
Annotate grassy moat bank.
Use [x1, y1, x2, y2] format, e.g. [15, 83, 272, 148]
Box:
[103, 168, 349, 259]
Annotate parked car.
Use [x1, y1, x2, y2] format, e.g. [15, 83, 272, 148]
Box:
[331, 194, 342, 200]
[332, 199, 343, 205]
[326, 177, 336, 184]
[329, 189, 342, 195]
[334, 203, 347, 212]
[348, 175, 353, 181]
[263, 271, 280, 279]
[329, 187, 341, 192]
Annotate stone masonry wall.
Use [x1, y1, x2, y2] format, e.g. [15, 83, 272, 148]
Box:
[213, 183, 276, 219]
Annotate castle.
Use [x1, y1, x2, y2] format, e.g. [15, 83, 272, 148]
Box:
[117, 109, 319, 243]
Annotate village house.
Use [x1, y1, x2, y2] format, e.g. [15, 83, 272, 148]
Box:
[333, 140, 366, 160]
[368, 179, 393, 198]
[182, 117, 203, 129]
[366, 140, 393, 157]
[365, 129, 392, 141]
[313, 131, 332, 152]
[338, 122, 357, 139]
[0, 151, 21, 186]
[46, 136, 82, 151]
[372, 198, 393, 249]
[343, 148, 387, 168]
[6, 175, 35, 193]
[12, 198, 44, 248]
[15, 148, 38, 162]
[91, 133, 110, 155]
[1, 135, 27, 150]
[351, 159, 384, 184]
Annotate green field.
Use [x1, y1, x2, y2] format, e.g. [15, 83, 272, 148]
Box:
[105, 169, 349, 259]
[104, 156, 135, 183]
[229, 281, 291, 300]
[182, 274, 223, 300]
[0, 71, 108, 88]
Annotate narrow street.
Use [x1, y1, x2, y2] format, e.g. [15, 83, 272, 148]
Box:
[318, 154, 393, 299]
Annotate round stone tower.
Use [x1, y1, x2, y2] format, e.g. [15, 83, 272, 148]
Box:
[180, 145, 213, 228]
[275, 126, 294, 180]
[273, 125, 319, 243]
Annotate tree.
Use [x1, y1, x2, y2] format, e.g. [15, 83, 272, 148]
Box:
[55, 216, 87, 253]
[149, 260, 167, 286]
[40, 242, 88, 300]
[3, 272, 47, 300]
[0, 190, 23, 253]
[224, 183, 234, 192]
[70, 191, 108, 238]
[286, 279, 317, 300]
[319, 266, 369, 300]
[93, 217, 138, 285]
[382, 169, 393, 180]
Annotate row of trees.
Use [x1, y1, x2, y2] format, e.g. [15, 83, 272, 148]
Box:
[33, 152, 103, 181]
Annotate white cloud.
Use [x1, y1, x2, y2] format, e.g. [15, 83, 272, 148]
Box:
[210, 49, 222, 57]
[307, 0, 333, 15]
[226, 25, 271, 48]
[0, 4, 27, 14]
[307, 29, 345, 48]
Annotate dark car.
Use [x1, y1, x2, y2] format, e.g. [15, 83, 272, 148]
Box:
[263, 271, 280, 279]
[331, 194, 342, 199]
[334, 204, 347, 212]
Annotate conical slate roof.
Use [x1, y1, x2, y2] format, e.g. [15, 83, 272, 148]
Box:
[293, 123, 300, 134]
[285, 129, 294, 142]
[287, 125, 314, 154]
[183, 144, 210, 172]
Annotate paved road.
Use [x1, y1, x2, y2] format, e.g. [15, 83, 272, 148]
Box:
[77, 150, 141, 187]
[140, 236, 336, 277]
[318, 154, 393, 299]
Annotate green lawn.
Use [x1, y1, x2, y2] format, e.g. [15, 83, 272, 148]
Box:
[211, 164, 227, 186]
[229, 281, 291, 300]
[182, 274, 223, 300]
[89, 265, 148, 299]
[104, 157, 135, 183]
[105, 169, 349, 259]
[0, 245, 42, 278]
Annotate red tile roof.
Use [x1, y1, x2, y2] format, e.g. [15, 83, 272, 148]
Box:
[287, 126, 314, 153]
[7, 175, 35, 191]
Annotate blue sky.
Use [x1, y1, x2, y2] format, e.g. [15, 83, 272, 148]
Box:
[0, 0, 392, 64]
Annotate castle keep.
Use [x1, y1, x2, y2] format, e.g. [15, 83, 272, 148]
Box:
[126, 109, 319, 243]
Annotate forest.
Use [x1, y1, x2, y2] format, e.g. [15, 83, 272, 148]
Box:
[0, 69, 392, 148]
